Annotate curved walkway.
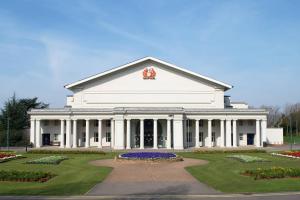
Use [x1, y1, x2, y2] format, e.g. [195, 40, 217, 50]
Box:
[87, 158, 220, 195]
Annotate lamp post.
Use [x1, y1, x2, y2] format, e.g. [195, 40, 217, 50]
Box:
[6, 117, 10, 151]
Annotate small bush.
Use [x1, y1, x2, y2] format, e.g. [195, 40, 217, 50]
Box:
[0, 170, 55, 182]
[227, 155, 268, 163]
[243, 167, 300, 180]
[194, 149, 266, 154]
[27, 149, 106, 155]
[26, 156, 68, 165]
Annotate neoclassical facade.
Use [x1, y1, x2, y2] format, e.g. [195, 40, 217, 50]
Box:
[29, 57, 279, 150]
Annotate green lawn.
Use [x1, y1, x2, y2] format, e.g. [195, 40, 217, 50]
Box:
[0, 152, 114, 195]
[284, 135, 300, 144]
[180, 152, 300, 193]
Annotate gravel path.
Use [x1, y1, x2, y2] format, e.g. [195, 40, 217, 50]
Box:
[87, 158, 220, 195]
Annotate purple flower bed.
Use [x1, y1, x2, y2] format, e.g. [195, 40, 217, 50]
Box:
[120, 152, 177, 160]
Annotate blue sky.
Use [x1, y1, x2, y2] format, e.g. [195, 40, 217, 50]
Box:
[0, 0, 299, 108]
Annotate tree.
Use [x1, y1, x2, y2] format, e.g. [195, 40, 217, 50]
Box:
[260, 105, 282, 127]
[0, 94, 48, 146]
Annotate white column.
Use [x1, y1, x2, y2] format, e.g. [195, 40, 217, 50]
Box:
[36, 120, 41, 148]
[173, 115, 184, 149]
[195, 120, 199, 148]
[85, 119, 90, 148]
[232, 120, 237, 147]
[153, 119, 158, 149]
[73, 120, 77, 148]
[207, 120, 212, 147]
[226, 119, 232, 147]
[220, 119, 225, 147]
[126, 119, 131, 149]
[66, 119, 71, 148]
[114, 115, 125, 149]
[167, 119, 171, 149]
[111, 119, 115, 148]
[60, 120, 65, 148]
[256, 120, 261, 147]
[98, 119, 102, 148]
[261, 119, 267, 146]
[30, 119, 35, 146]
[140, 119, 144, 149]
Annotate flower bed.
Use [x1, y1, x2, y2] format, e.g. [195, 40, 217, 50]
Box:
[0, 170, 55, 182]
[243, 167, 300, 180]
[272, 151, 300, 159]
[26, 155, 68, 165]
[0, 153, 23, 163]
[194, 149, 266, 154]
[118, 152, 183, 161]
[227, 155, 268, 163]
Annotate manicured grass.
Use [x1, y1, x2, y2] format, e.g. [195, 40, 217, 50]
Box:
[0, 152, 114, 195]
[284, 135, 300, 144]
[180, 152, 300, 193]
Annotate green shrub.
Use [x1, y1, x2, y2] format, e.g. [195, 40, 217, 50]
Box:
[0, 170, 55, 182]
[27, 149, 106, 155]
[194, 149, 266, 154]
[26, 156, 68, 165]
[227, 155, 268, 163]
[243, 167, 300, 180]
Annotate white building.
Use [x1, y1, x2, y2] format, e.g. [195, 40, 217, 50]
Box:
[29, 57, 283, 149]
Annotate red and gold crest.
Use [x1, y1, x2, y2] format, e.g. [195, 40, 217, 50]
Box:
[143, 67, 156, 79]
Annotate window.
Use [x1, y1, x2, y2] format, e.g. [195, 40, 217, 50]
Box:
[54, 134, 58, 141]
[94, 120, 98, 127]
[239, 121, 243, 126]
[106, 120, 111, 127]
[248, 120, 254, 126]
[212, 132, 216, 142]
[199, 132, 203, 142]
[54, 120, 59, 126]
[44, 120, 49, 126]
[94, 132, 98, 142]
[239, 133, 243, 140]
[199, 120, 204, 127]
[212, 120, 216, 127]
[82, 132, 86, 142]
[187, 120, 193, 127]
[82, 121, 86, 127]
[187, 132, 192, 142]
[106, 132, 111, 142]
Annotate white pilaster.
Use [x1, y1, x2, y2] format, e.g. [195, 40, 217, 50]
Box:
[261, 119, 267, 145]
[167, 119, 171, 149]
[36, 120, 41, 148]
[173, 115, 184, 149]
[114, 115, 125, 150]
[111, 119, 115, 148]
[140, 119, 144, 149]
[85, 119, 90, 148]
[126, 119, 131, 149]
[256, 120, 261, 147]
[60, 120, 65, 148]
[195, 120, 199, 148]
[153, 119, 158, 149]
[98, 119, 102, 148]
[66, 119, 71, 148]
[226, 119, 232, 147]
[220, 119, 225, 147]
[207, 120, 212, 147]
[30, 119, 35, 146]
[73, 120, 77, 148]
[232, 120, 237, 147]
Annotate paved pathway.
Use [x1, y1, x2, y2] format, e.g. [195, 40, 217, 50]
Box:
[87, 158, 219, 195]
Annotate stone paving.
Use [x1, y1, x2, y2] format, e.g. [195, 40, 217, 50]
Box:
[87, 158, 220, 195]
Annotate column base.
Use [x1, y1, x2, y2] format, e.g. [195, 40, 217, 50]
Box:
[174, 146, 184, 150]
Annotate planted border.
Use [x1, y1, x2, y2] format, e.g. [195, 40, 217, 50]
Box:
[26, 156, 68, 165]
[194, 149, 266, 154]
[243, 167, 300, 180]
[0, 153, 24, 163]
[0, 170, 55, 182]
[28, 149, 106, 155]
[227, 155, 268, 163]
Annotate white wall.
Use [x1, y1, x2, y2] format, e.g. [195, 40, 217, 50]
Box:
[67, 60, 225, 109]
[266, 128, 283, 145]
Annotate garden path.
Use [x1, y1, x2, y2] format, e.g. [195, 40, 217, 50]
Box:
[87, 157, 220, 195]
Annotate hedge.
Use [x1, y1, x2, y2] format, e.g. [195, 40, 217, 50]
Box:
[227, 155, 268, 163]
[27, 149, 106, 155]
[243, 167, 300, 180]
[0, 170, 55, 182]
[26, 156, 68, 165]
[194, 149, 266, 154]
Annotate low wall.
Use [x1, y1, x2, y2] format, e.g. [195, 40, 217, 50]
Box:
[266, 128, 283, 145]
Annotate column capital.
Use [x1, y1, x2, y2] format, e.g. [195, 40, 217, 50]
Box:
[153, 118, 158, 121]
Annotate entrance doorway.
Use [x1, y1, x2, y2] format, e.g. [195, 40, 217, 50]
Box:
[135, 120, 163, 148]
[247, 133, 255, 145]
[42, 133, 51, 146]
[144, 120, 153, 147]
